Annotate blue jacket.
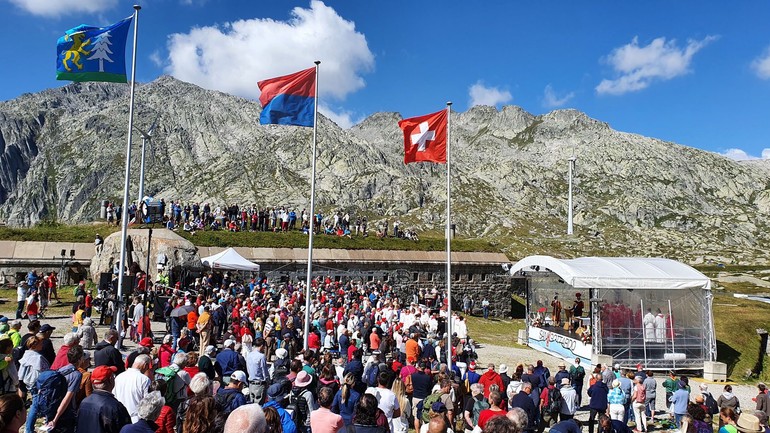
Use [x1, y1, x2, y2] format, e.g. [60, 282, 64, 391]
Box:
[510, 391, 538, 432]
[120, 419, 157, 433]
[215, 387, 249, 415]
[215, 348, 245, 376]
[262, 400, 297, 433]
[588, 381, 609, 410]
[332, 388, 361, 425]
[76, 390, 132, 433]
[671, 389, 690, 415]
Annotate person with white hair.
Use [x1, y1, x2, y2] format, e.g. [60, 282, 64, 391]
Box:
[223, 404, 266, 433]
[50, 333, 80, 370]
[113, 354, 152, 423]
[167, 352, 192, 402]
[175, 373, 211, 433]
[76, 318, 97, 349]
[119, 391, 165, 433]
[506, 407, 529, 433]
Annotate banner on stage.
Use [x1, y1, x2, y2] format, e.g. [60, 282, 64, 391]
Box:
[527, 325, 591, 366]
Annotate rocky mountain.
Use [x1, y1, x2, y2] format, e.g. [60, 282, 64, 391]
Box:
[1, 76, 769, 264]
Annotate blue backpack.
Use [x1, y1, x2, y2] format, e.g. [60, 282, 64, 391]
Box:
[33, 369, 69, 421]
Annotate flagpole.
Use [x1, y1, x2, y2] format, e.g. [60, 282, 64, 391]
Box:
[114, 4, 141, 349]
[445, 101, 453, 375]
[304, 60, 320, 352]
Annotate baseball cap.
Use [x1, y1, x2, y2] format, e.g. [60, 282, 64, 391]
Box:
[139, 337, 154, 348]
[230, 370, 248, 384]
[40, 324, 56, 333]
[91, 366, 118, 384]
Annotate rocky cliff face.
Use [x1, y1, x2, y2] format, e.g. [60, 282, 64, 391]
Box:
[1, 76, 769, 264]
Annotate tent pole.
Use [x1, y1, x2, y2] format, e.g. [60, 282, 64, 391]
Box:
[641, 299, 647, 367]
[668, 299, 674, 370]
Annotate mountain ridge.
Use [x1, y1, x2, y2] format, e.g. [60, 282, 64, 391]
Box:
[0, 76, 768, 265]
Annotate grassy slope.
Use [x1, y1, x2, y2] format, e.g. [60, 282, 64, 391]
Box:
[0, 223, 502, 253]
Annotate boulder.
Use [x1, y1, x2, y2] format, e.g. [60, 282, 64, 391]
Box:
[89, 228, 201, 281]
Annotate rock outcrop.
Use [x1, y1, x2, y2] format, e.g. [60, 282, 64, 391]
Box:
[90, 228, 201, 279]
[2, 76, 770, 264]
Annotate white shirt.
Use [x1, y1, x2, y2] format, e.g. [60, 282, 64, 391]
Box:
[112, 367, 150, 423]
[367, 386, 400, 431]
[17, 286, 26, 302]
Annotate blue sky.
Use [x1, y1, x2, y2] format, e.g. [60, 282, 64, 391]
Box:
[3, 0, 770, 160]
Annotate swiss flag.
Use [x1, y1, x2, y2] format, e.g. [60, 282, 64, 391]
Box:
[399, 109, 447, 164]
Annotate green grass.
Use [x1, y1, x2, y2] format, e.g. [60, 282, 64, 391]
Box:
[465, 315, 526, 348]
[712, 293, 770, 382]
[0, 223, 504, 253]
[0, 285, 81, 322]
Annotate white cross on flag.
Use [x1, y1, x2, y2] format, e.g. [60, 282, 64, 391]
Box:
[398, 108, 448, 164]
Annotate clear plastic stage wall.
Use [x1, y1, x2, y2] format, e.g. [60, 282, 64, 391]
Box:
[513, 256, 716, 370]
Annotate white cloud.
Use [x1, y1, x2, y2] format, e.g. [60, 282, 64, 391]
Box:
[468, 81, 512, 107]
[596, 35, 718, 95]
[319, 104, 363, 129]
[149, 50, 163, 68]
[164, 0, 374, 105]
[751, 46, 770, 79]
[7, 0, 117, 17]
[719, 148, 770, 161]
[542, 84, 575, 108]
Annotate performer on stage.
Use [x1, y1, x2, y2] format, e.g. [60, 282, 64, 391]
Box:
[551, 295, 562, 325]
[654, 308, 666, 343]
[643, 308, 656, 342]
[570, 293, 584, 332]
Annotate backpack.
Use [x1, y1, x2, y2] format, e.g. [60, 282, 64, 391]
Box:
[155, 367, 180, 407]
[419, 392, 443, 423]
[471, 398, 490, 426]
[286, 389, 310, 428]
[704, 393, 719, 415]
[272, 359, 289, 383]
[33, 369, 69, 421]
[546, 386, 562, 414]
[404, 374, 414, 395]
[214, 390, 239, 416]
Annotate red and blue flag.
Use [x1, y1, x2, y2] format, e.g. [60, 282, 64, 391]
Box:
[258, 67, 316, 127]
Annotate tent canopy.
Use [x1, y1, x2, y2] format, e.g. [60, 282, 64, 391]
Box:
[201, 248, 260, 272]
[509, 255, 710, 290]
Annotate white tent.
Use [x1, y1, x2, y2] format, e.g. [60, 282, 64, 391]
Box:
[509, 255, 715, 369]
[201, 248, 260, 272]
[509, 255, 710, 290]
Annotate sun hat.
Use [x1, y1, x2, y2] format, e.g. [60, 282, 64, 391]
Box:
[499, 364, 509, 374]
[275, 348, 288, 359]
[736, 413, 763, 433]
[267, 382, 288, 401]
[295, 371, 313, 388]
[561, 377, 571, 386]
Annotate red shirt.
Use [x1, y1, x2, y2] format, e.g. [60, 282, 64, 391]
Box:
[477, 408, 507, 430]
[308, 332, 321, 349]
[155, 405, 175, 433]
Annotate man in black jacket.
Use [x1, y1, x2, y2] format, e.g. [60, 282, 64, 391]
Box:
[510, 381, 538, 432]
[94, 329, 125, 374]
[76, 365, 131, 433]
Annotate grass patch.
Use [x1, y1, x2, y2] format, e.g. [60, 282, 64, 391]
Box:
[465, 315, 526, 348]
[712, 293, 770, 382]
[0, 223, 503, 253]
[0, 285, 80, 322]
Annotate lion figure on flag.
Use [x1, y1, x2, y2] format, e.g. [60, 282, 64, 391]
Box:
[62, 32, 91, 72]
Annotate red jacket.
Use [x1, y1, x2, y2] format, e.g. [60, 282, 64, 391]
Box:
[478, 369, 504, 398]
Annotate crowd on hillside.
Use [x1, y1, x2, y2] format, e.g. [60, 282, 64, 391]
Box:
[104, 200, 419, 240]
[0, 271, 768, 433]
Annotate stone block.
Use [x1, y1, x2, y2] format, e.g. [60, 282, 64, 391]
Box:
[518, 329, 527, 345]
[0, 241, 17, 259]
[592, 353, 613, 369]
[703, 361, 727, 381]
[13, 242, 47, 259]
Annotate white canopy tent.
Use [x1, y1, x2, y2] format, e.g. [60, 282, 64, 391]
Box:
[509, 255, 711, 290]
[509, 255, 715, 369]
[201, 248, 260, 272]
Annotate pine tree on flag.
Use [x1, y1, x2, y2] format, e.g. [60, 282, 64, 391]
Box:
[87, 31, 115, 72]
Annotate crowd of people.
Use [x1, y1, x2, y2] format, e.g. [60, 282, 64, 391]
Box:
[0, 271, 768, 433]
[104, 199, 419, 240]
